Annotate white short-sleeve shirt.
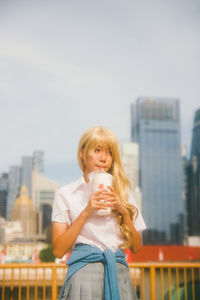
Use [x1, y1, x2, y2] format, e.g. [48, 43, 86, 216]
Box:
[52, 176, 146, 251]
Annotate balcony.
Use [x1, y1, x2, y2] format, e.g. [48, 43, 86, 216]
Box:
[0, 262, 200, 300]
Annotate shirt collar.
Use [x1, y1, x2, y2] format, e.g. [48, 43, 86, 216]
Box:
[70, 176, 87, 194]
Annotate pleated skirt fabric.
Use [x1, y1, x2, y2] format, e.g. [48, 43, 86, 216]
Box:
[60, 262, 138, 300]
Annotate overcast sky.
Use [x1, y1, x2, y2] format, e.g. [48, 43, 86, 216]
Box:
[0, 0, 199, 185]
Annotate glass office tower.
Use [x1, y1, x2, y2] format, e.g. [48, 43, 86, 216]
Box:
[191, 109, 200, 157]
[0, 173, 8, 218]
[187, 108, 200, 236]
[131, 97, 184, 244]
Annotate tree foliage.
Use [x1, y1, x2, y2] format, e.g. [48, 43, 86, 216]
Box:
[39, 245, 55, 262]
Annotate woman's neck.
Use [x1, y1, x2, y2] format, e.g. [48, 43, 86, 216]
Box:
[83, 173, 89, 183]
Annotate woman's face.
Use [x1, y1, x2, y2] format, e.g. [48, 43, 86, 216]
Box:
[81, 143, 113, 176]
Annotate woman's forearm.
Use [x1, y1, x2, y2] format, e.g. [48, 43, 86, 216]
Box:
[122, 212, 142, 253]
[53, 190, 115, 258]
[52, 209, 90, 258]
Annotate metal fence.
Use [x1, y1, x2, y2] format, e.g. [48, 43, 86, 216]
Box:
[0, 262, 200, 300]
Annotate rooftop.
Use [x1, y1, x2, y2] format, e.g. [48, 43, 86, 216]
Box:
[126, 245, 200, 263]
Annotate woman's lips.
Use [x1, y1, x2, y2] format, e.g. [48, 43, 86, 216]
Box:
[96, 166, 106, 170]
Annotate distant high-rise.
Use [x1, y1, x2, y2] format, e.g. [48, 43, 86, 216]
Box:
[21, 156, 32, 197]
[191, 109, 200, 157]
[0, 173, 9, 218]
[187, 109, 200, 236]
[121, 142, 139, 190]
[5, 151, 45, 220]
[121, 142, 142, 211]
[181, 145, 189, 243]
[33, 151, 44, 173]
[131, 97, 184, 244]
[7, 166, 21, 220]
[11, 185, 37, 236]
[32, 171, 59, 233]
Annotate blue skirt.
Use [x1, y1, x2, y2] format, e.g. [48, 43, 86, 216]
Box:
[60, 262, 138, 300]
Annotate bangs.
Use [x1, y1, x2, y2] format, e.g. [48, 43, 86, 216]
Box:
[84, 129, 117, 158]
[77, 126, 122, 173]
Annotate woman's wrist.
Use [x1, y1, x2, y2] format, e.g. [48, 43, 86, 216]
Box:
[121, 208, 129, 218]
[81, 207, 92, 219]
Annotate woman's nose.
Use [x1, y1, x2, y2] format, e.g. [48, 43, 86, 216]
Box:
[99, 151, 106, 161]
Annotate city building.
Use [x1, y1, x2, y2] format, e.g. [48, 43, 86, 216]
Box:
[7, 166, 21, 220]
[21, 156, 32, 197]
[33, 150, 44, 173]
[126, 245, 200, 262]
[0, 173, 8, 218]
[5, 151, 42, 220]
[187, 108, 200, 237]
[32, 171, 59, 233]
[0, 217, 23, 244]
[121, 142, 139, 189]
[11, 185, 37, 237]
[3, 150, 59, 237]
[131, 97, 184, 244]
[0, 221, 47, 262]
[191, 108, 200, 157]
[181, 145, 189, 244]
[121, 142, 142, 211]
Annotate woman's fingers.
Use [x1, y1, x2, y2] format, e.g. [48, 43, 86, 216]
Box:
[96, 189, 116, 198]
[94, 189, 109, 196]
[89, 187, 123, 212]
[91, 187, 128, 215]
[107, 185, 115, 192]
[95, 196, 116, 206]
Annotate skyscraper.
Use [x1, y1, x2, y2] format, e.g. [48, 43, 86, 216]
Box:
[191, 109, 200, 157]
[121, 142, 142, 212]
[11, 185, 37, 236]
[32, 170, 59, 233]
[181, 145, 189, 243]
[0, 173, 8, 218]
[5, 151, 45, 220]
[21, 156, 32, 197]
[7, 166, 21, 220]
[33, 150, 44, 173]
[187, 108, 200, 236]
[121, 142, 139, 190]
[131, 97, 184, 244]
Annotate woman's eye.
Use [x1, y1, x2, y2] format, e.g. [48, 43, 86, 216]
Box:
[95, 148, 101, 152]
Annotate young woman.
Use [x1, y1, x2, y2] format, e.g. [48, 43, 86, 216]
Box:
[52, 126, 146, 300]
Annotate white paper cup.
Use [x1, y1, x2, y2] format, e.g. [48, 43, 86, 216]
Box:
[92, 172, 113, 216]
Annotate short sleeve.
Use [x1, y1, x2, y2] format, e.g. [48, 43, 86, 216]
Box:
[128, 192, 147, 232]
[51, 189, 71, 226]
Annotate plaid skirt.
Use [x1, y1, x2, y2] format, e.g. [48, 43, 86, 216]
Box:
[60, 262, 138, 300]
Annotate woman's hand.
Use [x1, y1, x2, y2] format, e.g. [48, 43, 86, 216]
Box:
[84, 188, 114, 216]
[95, 186, 129, 216]
[96, 186, 142, 253]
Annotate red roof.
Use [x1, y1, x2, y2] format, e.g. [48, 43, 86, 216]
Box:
[125, 246, 200, 263]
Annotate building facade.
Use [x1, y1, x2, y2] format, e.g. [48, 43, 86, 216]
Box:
[191, 109, 200, 157]
[11, 185, 37, 237]
[131, 97, 184, 244]
[7, 166, 21, 220]
[0, 173, 8, 218]
[21, 156, 33, 197]
[33, 150, 44, 173]
[121, 142, 139, 190]
[121, 142, 142, 211]
[32, 171, 59, 233]
[187, 108, 200, 236]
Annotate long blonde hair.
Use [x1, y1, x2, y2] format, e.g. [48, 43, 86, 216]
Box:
[77, 126, 138, 249]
